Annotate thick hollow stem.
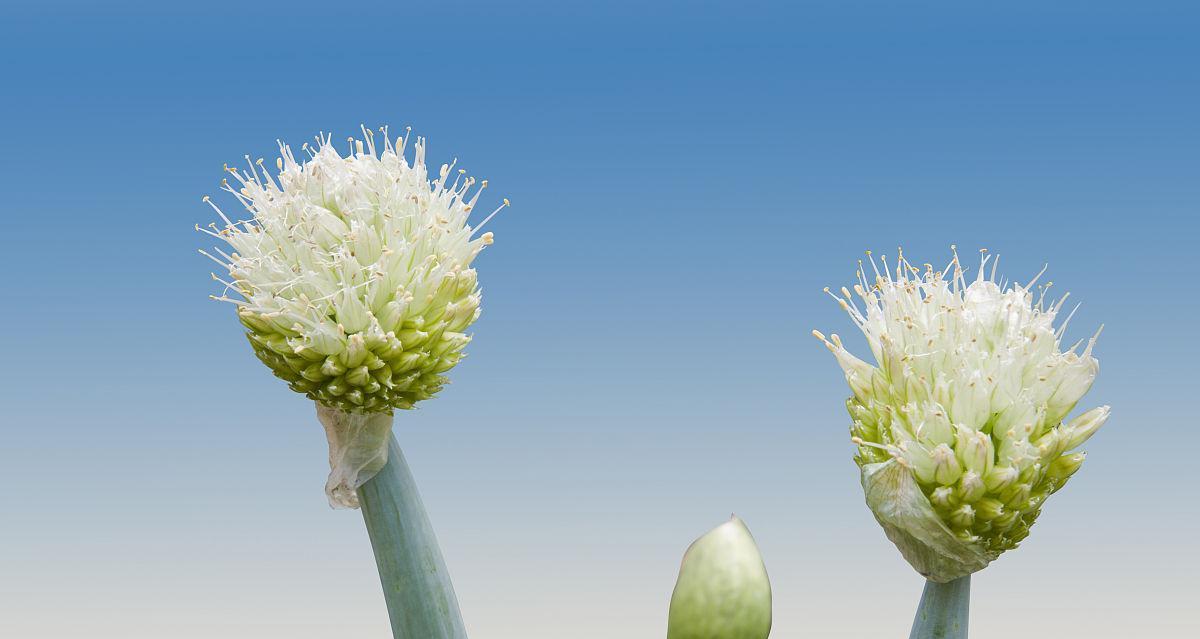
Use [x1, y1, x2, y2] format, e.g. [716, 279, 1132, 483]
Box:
[357, 435, 468, 639]
[909, 575, 970, 639]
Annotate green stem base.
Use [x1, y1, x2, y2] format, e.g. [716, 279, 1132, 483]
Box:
[909, 576, 970, 639]
[358, 435, 468, 639]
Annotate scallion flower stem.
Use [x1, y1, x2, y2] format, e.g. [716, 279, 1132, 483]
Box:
[358, 435, 468, 639]
[909, 576, 970, 639]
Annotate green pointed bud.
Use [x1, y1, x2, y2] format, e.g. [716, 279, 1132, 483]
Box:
[844, 362, 875, 403]
[1000, 482, 1032, 509]
[922, 406, 955, 446]
[984, 466, 1018, 492]
[1018, 462, 1042, 484]
[902, 442, 939, 484]
[341, 333, 369, 368]
[345, 365, 372, 387]
[1064, 406, 1110, 450]
[955, 426, 993, 475]
[848, 398, 874, 425]
[667, 517, 772, 639]
[993, 509, 1020, 529]
[957, 470, 986, 503]
[949, 504, 975, 529]
[321, 357, 347, 377]
[1026, 488, 1049, 511]
[931, 443, 963, 485]
[335, 289, 373, 333]
[974, 498, 1005, 521]
[930, 485, 957, 510]
[1034, 428, 1067, 463]
[1047, 452, 1087, 490]
[301, 362, 327, 383]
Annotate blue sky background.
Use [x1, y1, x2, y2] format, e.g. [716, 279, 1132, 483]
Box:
[1, 1, 1197, 637]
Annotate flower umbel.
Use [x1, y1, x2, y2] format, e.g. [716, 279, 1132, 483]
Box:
[814, 248, 1108, 581]
[200, 126, 504, 414]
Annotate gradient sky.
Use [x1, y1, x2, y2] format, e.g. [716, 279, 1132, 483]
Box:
[1, 1, 1197, 637]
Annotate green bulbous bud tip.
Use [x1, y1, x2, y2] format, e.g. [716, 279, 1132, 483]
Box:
[1064, 406, 1110, 450]
[974, 498, 1005, 521]
[668, 516, 772, 639]
[949, 504, 975, 529]
[1047, 452, 1086, 492]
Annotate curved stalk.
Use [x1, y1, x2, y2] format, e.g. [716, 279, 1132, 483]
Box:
[909, 576, 970, 639]
[357, 435, 468, 639]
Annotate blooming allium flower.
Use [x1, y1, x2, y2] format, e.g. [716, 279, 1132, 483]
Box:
[200, 127, 504, 414]
[200, 126, 506, 507]
[814, 248, 1108, 581]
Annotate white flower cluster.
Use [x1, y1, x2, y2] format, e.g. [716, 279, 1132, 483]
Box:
[815, 248, 1107, 580]
[200, 126, 504, 414]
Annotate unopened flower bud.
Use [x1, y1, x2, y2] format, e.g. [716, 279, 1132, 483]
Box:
[930, 485, 956, 510]
[957, 470, 986, 503]
[667, 517, 771, 639]
[949, 504, 976, 529]
[955, 425, 993, 475]
[974, 498, 1005, 522]
[1064, 406, 1110, 450]
[984, 466, 1019, 493]
[1046, 452, 1087, 490]
[931, 443, 963, 486]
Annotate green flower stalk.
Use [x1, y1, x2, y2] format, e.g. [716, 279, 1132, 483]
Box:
[200, 126, 505, 637]
[668, 517, 772, 639]
[814, 248, 1108, 636]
